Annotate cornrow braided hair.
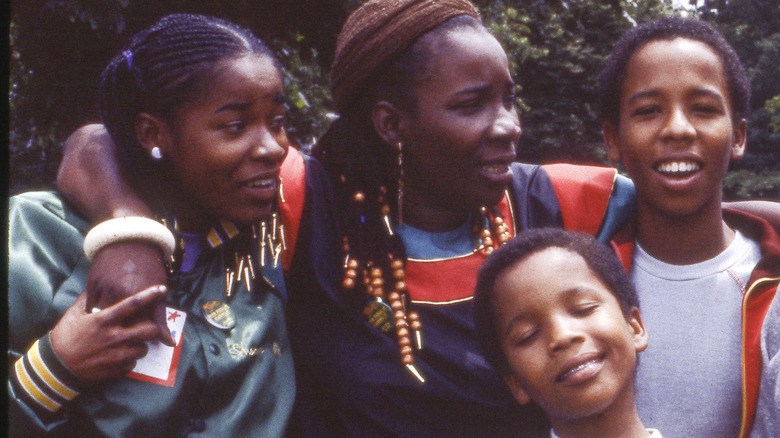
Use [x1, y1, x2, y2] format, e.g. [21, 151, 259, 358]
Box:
[98, 13, 276, 204]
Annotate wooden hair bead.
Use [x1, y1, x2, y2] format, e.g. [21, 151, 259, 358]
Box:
[353, 191, 365, 202]
[398, 336, 411, 347]
[408, 311, 421, 330]
[400, 345, 413, 356]
[401, 354, 414, 365]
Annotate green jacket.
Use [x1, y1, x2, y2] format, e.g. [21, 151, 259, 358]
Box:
[9, 191, 295, 437]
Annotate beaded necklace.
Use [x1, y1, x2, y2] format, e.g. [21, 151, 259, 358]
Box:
[341, 190, 512, 383]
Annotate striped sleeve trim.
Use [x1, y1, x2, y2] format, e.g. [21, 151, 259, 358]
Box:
[11, 334, 83, 413]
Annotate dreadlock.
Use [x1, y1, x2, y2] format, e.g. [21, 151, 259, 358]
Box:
[312, 14, 486, 295]
[311, 5, 492, 378]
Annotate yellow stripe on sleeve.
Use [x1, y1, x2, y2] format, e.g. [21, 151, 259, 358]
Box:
[28, 339, 79, 400]
[14, 358, 61, 412]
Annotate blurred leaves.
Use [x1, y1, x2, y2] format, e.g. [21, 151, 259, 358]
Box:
[9, 0, 779, 199]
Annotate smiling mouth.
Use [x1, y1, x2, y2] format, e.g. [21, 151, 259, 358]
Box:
[655, 160, 700, 177]
[480, 163, 510, 174]
[556, 354, 605, 383]
[241, 177, 276, 189]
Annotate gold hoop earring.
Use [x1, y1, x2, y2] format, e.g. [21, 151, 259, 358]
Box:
[397, 141, 404, 225]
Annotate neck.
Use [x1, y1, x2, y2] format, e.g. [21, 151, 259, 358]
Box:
[551, 386, 648, 438]
[635, 201, 733, 265]
[152, 184, 214, 234]
[402, 190, 471, 232]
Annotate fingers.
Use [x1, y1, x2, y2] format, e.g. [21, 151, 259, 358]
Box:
[117, 320, 167, 347]
[88, 343, 148, 381]
[84, 283, 100, 313]
[152, 302, 176, 347]
[71, 290, 90, 315]
[99, 285, 167, 322]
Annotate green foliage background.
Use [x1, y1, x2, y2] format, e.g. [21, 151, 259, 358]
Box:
[9, 0, 779, 199]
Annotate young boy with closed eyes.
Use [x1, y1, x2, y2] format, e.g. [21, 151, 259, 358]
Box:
[474, 228, 660, 438]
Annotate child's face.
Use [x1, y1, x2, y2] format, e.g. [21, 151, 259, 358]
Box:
[158, 54, 288, 230]
[492, 247, 647, 420]
[604, 38, 746, 219]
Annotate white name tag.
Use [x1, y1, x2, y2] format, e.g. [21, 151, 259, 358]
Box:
[127, 307, 186, 387]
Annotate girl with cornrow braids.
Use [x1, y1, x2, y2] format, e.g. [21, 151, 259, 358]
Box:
[53, 1, 780, 437]
[9, 14, 295, 437]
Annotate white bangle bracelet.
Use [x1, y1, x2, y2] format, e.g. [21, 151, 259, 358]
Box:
[83, 216, 176, 261]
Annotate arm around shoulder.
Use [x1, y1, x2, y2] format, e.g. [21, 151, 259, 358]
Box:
[56, 124, 153, 221]
[725, 200, 780, 232]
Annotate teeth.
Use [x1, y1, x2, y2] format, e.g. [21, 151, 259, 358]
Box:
[562, 359, 596, 379]
[244, 178, 274, 188]
[657, 161, 699, 174]
[481, 163, 509, 174]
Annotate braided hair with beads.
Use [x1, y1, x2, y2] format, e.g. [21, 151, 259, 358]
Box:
[312, 2, 510, 381]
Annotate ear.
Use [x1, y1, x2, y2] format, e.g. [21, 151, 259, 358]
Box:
[730, 118, 747, 162]
[134, 112, 173, 157]
[626, 306, 648, 353]
[372, 100, 405, 151]
[603, 122, 622, 164]
[504, 374, 532, 405]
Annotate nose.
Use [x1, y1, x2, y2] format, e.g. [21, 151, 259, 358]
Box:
[489, 106, 522, 145]
[548, 316, 585, 354]
[662, 107, 696, 140]
[250, 126, 288, 163]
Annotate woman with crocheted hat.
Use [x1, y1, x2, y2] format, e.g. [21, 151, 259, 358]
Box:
[288, 2, 632, 435]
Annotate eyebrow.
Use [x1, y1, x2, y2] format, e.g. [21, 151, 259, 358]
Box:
[455, 80, 516, 96]
[215, 102, 250, 113]
[626, 87, 726, 105]
[454, 84, 490, 96]
[214, 94, 285, 114]
[500, 287, 601, 337]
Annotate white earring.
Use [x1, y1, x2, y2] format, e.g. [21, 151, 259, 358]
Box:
[150, 146, 163, 160]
